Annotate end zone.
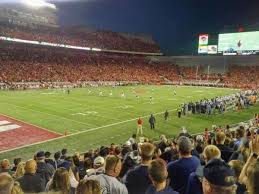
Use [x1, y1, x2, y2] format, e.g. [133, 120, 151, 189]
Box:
[0, 115, 62, 152]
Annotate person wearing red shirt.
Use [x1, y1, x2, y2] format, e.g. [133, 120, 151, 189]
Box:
[137, 117, 143, 135]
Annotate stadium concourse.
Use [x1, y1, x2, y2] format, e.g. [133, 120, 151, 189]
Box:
[1, 23, 259, 194]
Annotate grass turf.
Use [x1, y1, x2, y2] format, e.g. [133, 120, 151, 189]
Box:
[0, 85, 258, 160]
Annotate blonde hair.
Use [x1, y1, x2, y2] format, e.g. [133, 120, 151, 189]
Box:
[228, 160, 244, 178]
[215, 132, 226, 144]
[203, 145, 221, 161]
[11, 182, 24, 194]
[0, 173, 14, 194]
[24, 159, 37, 174]
[247, 161, 259, 194]
[140, 143, 155, 161]
[76, 179, 101, 194]
[50, 168, 71, 194]
[210, 184, 237, 194]
[105, 155, 120, 172]
[14, 162, 26, 179]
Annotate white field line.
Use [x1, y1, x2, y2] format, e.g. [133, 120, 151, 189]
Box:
[0, 108, 176, 154]
[0, 114, 63, 136]
[0, 102, 97, 128]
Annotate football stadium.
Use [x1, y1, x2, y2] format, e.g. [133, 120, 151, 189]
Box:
[0, 1, 259, 194]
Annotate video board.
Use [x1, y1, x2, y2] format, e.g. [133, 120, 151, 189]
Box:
[218, 31, 259, 55]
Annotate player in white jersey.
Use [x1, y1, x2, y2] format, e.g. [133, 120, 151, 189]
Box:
[109, 90, 113, 97]
[149, 96, 153, 103]
[99, 91, 103, 96]
[121, 92, 125, 98]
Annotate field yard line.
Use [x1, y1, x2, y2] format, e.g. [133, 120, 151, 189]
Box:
[57, 96, 137, 116]
[0, 113, 63, 136]
[0, 102, 97, 128]
[0, 108, 176, 154]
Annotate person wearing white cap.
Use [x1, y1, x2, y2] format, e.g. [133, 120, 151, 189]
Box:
[94, 156, 105, 175]
[86, 155, 128, 194]
[84, 156, 105, 178]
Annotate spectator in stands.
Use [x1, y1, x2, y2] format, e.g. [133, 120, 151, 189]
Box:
[11, 158, 22, 172]
[35, 151, 55, 185]
[158, 135, 168, 153]
[13, 162, 25, 179]
[54, 151, 63, 169]
[76, 179, 101, 194]
[0, 159, 14, 176]
[66, 156, 80, 181]
[0, 173, 13, 194]
[228, 160, 246, 194]
[88, 155, 128, 194]
[119, 151, 140, 181]
[233, 127, 245, 151]
[61, 148, 68, 160]
[246, 161, 259, 194]
[93, 156, 105, 175]
[79, 158, 93, 179]
[215, 132, 233, 162]
[45, 151, 55, 168]
[128, 134, 137, 145]
[84, 156, 105, 178]
[146, 159, 179, 194]
[167, 136, 200, 194]
[160, 140, 179, 163]
[186, 145, 221, 194]
[229, 138, 250, 162]
[48, 167, 74, 194]
[239, 133, 259, 194]
[202, 159, 236, 194]
[10, 181, 24, 194]
[125, 142, 154, 194]
[17, 159, 45, 193]
[0, 173, 24, 194]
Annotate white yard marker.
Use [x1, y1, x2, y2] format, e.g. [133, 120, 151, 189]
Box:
[0, 121, 11, 126]
[0, 124, 21, 132]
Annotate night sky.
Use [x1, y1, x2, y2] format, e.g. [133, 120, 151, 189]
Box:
[56, 0, 259, 55]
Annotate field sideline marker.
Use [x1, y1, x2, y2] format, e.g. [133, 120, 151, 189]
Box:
[0, 108, 177, 154]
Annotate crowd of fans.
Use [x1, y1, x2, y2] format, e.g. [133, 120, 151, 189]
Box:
[0, 115, 259, 194]
[0, 43, 163, 84]
[0, 42, 258, 90]
[224, 65, 259, 89]
[179, 90, 258, 117]
[0, 23, 160, 53]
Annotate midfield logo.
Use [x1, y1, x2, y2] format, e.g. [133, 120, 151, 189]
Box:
[0, 120, 21, 132]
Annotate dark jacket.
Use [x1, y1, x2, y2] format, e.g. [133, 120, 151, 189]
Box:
[216, 144, 233, 162]
[37, 161, 55, 185]
[17, 173, 45, 193]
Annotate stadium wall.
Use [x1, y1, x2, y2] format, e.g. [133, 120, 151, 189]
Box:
[148, 55, 259, 73]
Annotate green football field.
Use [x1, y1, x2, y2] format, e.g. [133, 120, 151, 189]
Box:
[0, 85, 258, 160]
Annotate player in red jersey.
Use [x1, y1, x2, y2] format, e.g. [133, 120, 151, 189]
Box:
[137, 117, 143, 135]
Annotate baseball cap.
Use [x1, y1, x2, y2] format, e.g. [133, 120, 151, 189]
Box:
[202, 159, 235, 186]
[59, 161, 72, 170]
[94, 156, 105, 166]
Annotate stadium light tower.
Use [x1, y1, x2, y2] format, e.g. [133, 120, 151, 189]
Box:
[22, 0, 56, 9]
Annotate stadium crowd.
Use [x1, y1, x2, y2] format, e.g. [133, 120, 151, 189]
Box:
[0, 115, 259, 194]
[0, 43, 259, 90]
[224, 65, 259, 89]
[179, 90, 258, 117]
[0, 23, 160, 53]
